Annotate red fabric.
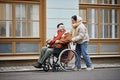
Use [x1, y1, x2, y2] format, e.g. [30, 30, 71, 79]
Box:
[50, 30, 66, 46]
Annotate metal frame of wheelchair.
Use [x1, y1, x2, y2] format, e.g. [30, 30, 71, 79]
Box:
[41, 48, 78, 72]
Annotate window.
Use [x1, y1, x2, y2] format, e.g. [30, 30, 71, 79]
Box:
[88, 44, 98, 54]
[16, 42, 39, 53]
[87, 8, 98, 39]
[0, 43, 12, 53]
[0, 3, 39, 38]
[0, 0, 46, 55]
[15, 4, 39, 37]
[100, 44, 119, 54]
[79, 0, 119, 4]
[79, 0, 120, 54]
[79, 7, 119, 39]
[0, 4, 12, 37]
[99, 0, 119, 4]
[100, 9, 118, 38]
[79, 9, 86, 22]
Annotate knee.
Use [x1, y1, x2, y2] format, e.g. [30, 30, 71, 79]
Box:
[41, 46, 47, 50]
[46, 48, 53, 54]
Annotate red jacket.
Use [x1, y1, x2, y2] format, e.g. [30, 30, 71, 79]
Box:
[53, 32, 72, 49]
[49, 30, 66, 47]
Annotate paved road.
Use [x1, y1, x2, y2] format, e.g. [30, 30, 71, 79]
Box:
[0, 68, 120, 80]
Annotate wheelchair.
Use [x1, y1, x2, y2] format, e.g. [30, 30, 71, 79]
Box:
[42, 46, 78, 72]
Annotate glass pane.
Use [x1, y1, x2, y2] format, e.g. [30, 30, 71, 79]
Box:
[110, 9, 118, 23]
[99, 0, 109, 4]
[104, 25, 108, 38]
[79, 10, 86, 22]
[79, 0, 87, 4]
[99, 0, 119, 4]
[16, 43, 39, 53]
[28, 4, 39, 20]
[16, 4, 26, 20]
[100, 9, 103, 23]
[0, 21, 12, 37]
[0, 43, 12, 53]
[100, 9, 109, 23]
[88, 44, 98, 54]
[110, 25, 118, 38]
[16, 4, 39, 20]
[16, 21, 39, 37]
[88, 0, 97, 4]
[0, 4, 12, 20]
[100, 44, 118, 53]
[115, 25, 118, 38]
[88, 9, 97, 23]
[109, 0, 118, 4]
[16, 21, 26, 37]
[88, 24, 98, 38]
[28, 22, 39, 37]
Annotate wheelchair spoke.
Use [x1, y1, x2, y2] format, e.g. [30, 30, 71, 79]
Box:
[58, 49, 78, 71]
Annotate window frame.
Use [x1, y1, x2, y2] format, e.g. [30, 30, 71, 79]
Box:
[79, 0, 120, 4]
[0, 0, 46, 55]
[79, 1, 120, 54]
[79, 4, 120, 39]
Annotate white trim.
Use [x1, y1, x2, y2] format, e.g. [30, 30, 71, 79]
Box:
[20, 5, 23, 37]
[111, 9, 115, 38]
[6, 4, 10, 37]
[102, 9, 104, 38]
[91, 9, 95, 38]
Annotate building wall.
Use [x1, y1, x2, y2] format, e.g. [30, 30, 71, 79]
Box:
[0, 0, 120, 62]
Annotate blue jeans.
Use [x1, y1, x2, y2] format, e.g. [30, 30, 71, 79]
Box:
[75, 41, 92, 68]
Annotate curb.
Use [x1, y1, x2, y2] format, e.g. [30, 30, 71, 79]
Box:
[0, 66, 120, 73]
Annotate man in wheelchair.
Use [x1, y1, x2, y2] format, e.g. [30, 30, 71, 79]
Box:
[33, 23, 72, 69]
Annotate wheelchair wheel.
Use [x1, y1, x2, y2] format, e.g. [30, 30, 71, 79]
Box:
[58, 49, 78, 71]
[43, 62, 50, 72]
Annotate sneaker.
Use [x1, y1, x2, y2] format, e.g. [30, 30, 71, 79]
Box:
[74, 68, 81, 71]
[86, 67, 94, 71]
[65, 66, 72, 70]
[33, 62, 42, 68]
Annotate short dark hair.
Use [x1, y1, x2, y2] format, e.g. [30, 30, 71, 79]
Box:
[71, 15, 77, 21]
[57, 23, 64, 28]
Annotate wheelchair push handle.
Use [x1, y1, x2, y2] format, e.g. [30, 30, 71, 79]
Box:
[68, 42, 76, 50]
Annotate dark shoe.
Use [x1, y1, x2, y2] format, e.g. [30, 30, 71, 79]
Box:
[33, 62, 42, 68]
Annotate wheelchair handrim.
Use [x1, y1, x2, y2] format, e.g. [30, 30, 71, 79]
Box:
[58, 49, 78, 71]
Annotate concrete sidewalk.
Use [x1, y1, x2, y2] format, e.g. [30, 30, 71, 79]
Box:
[0, 63, 120, 72]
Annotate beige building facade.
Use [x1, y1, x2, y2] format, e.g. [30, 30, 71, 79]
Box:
[0, 0, 120, 62]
